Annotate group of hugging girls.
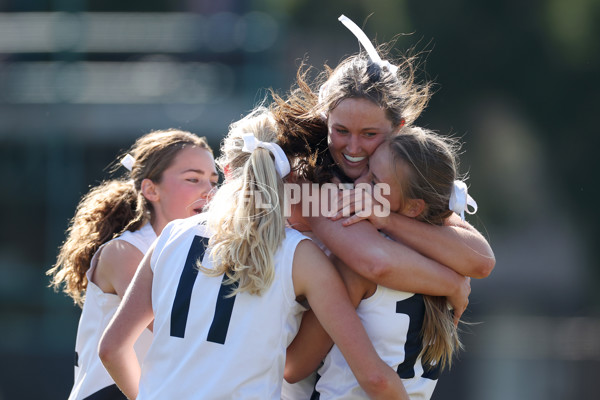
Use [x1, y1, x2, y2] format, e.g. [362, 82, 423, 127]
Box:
[48, 15, 495, 400]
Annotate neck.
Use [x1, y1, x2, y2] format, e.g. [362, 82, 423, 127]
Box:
[287, 203, 312, 232]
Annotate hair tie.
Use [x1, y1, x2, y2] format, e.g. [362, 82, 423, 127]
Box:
[241, 133, 291, 178]
[121, 153, 135, 171]
[317, 81, 330, 120]
[449, 180, 478, 220]
[338, 15, 398, 75]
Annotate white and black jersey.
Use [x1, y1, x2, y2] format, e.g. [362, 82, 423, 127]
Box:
[69, 222, 156, 400]
[137, 214, 308, 400]
[314, 287, 440, 400]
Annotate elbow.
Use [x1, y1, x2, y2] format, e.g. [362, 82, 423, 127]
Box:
[358, 370, 396, 398]
[98, 340, 111, 366]
[98, 333, 118, 368]
[283, 367, 302, 385]
[342, 247, 394, 283]
[357, 248, 394, 283]
[283, 349, 307, 384]
[471, 254, 496, 279]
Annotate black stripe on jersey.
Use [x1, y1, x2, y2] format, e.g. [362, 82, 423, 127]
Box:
[310, 373, 321, 400]
[395, 294, 426, 379]
[74, 351, 78, 367]
[170, 235, 208, 338]
[82, 384, 127, 400]
[422, 357, 442, 380]
[206, 274, 239, 345]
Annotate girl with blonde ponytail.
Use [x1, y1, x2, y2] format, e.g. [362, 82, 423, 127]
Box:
[48, 129, 217, 400]
[200, 109, 287, 296]
[99, 107, 410, 400]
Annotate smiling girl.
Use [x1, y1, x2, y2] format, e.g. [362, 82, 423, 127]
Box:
[287, 127, 473, 399]
[273, 15, 493, 399]
[98, 108, 409, 400]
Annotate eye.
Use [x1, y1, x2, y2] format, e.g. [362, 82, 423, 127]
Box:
[186, 178, 199, 183]
[363, 131, 378, 138]
[334, 127, 349, 135]
[210, 180, 219, 188]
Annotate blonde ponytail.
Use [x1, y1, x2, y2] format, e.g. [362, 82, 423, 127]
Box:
[420, 296, 463, 372]
[386, 128, 465, 371]
[201, 108, 287, 296]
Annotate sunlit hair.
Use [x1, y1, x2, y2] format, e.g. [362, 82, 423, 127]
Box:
[389, 126, 460, 226]
[48, 129, 212, 307]
[387, 126, 464, 371]
[270, 47, 430, 184]
[200, 107, 286, 296]
[319, 50, 430, 128]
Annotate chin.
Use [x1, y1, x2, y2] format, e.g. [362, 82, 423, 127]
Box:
[342, 167, 365, 181]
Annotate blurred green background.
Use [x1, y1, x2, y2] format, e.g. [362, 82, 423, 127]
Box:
[1, 1, 598, 399]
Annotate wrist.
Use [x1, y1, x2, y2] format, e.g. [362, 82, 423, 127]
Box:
[447, 269, 465, 297]
[371, 214, 389, 231]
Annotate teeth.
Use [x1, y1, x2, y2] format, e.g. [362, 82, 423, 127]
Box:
[344, 154, 365, 163]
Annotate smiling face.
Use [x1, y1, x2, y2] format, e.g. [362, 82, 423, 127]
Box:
[148, 146, 218, 231]
[327, 97, 396, 181]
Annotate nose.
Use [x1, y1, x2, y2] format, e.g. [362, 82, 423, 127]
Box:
[199, 180, 216, 200]
[346, 134, 361, 154]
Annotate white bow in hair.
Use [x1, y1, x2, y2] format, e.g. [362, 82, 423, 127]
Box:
[338, 15, 398, 75]
[242, 133, 291, 178]
[121, 153, 135, 171]
[449, 180, 478, 220]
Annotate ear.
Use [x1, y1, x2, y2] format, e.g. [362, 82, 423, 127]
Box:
[391, 119, 406, 135]
[401, 198, 425, 218]
[141, 178, 159, 202]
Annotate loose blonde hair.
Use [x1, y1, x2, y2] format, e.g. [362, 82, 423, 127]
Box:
[200, 107, 287, 296]
[387, 127, 464, 371]
[48, 129, 212, 306]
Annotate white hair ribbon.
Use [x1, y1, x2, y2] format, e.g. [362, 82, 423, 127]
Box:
[338, 15, 398, 75]
[317, 81, 330, 120]
[449, 180, 478, 220]
[242, 133, 291, 178]
[121, 153, 135, 171]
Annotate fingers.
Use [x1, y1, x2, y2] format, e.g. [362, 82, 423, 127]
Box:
[453, 299, 468, 327]
[448, 276, 471, 327]
[328, 188, 375, 220]
[341, 214, 367, 227]
[328, 189, 357, 220]
[453, 310, 460, 327]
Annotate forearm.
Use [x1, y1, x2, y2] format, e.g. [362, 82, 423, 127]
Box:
[306, 272, 408, 399]
[99, 254, 154, 399]
[380, 212, 495, 278]
[285, 310, 333, 383]
[309, 216, 463, 297]
[99, 346, 141, 399]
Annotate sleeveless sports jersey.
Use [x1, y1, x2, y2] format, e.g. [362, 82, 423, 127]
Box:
[137, 214, 308, 400]
[68, 222, 156, 400]
[280, 230, 324, 400]
[314, 287, 440, 400]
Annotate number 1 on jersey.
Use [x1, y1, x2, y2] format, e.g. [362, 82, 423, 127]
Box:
[170, 235, 208, 338]
[170, 235, 238, 345]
